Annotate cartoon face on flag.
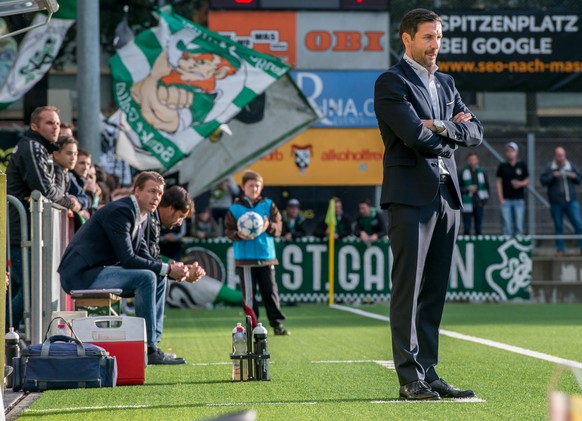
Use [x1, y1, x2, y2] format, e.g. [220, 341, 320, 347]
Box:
[131, 38, 243, 134]
[110, 10, 291, 169]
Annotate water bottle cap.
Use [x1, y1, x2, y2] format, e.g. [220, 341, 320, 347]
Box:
[6, 327, 20, 340]
[58, 323, 66, 328]
[253, 323, 268, 335]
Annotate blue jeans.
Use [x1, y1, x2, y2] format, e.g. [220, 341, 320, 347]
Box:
[500, 199, 525, 236]
[550, 200, 582, 252]
[90, 267, 166, 347]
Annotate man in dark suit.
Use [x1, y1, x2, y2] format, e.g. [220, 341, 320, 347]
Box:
[58, 171, 190, 364]
[146, 185, 206, 348]
[374, 9, 483, 400]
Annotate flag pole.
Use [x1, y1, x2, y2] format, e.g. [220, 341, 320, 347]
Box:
[326, 199, 336, 306]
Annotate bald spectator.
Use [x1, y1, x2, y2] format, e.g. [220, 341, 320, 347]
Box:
[540, 146, 582, 256]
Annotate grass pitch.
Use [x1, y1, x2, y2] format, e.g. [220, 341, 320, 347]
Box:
[17, 304, 582, 420]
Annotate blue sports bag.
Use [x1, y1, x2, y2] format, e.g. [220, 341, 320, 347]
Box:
[12, 318, 117, 392]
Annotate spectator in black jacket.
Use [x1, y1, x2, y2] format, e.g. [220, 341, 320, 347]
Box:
[282, 198, 308, 240]
[6, 105, 69, 330]
[540, 146, 582, 256]
[353, 198, 387, 242]
[314, 197, 352, 239]
[53, 136, 82, 213]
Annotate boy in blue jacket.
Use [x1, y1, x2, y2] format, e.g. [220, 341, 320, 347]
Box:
[224, 170, 289, 335]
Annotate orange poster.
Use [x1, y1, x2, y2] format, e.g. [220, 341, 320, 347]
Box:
[209, 11, 297, 67]
[235, 128, 384, 186]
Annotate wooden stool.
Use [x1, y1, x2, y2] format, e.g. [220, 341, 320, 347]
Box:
[70, 289, 123, 316]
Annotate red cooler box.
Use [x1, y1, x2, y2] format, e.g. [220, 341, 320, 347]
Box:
[73, 316, 147, 385]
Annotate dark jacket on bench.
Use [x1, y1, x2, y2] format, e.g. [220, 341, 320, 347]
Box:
[58, 196, 163, 292]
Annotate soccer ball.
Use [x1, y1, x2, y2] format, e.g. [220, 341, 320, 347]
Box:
[237, 211, 264, 239]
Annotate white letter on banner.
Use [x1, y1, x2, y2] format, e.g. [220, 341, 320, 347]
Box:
[338, 245, 360, 291]
[306, 244, 326, 291]
[450, 243, 474, 289]
[295, 72, 323, 111]
[364, 246, 384, 291]
[282, 245, 303, 290]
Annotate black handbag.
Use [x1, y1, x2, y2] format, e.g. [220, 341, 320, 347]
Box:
[12, 317, 117, 392]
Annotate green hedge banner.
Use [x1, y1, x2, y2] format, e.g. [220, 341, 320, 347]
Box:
[181, 236, 532, 304]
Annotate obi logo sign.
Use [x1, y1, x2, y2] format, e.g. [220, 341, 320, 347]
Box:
[296, 11, 389, 69]
[292, 71, 380, 127]
[304, 31, 385, 52]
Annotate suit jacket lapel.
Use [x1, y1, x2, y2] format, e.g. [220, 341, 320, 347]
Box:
[435, 73, 449, 120]
[400, 59, 433, 117]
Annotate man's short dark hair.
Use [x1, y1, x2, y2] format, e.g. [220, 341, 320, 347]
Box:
[159, 185, 194, 217]
[77, 148, 91, 159]
[133, 171, 165, 192]
[466, 152, 478, 159]
[30, 105, 60, 126]
[400, 8, 441, 41]
[359, 198, 372, 207]
[56, 136, 78, 150]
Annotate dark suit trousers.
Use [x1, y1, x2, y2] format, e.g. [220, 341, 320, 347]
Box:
[385, 181, 459, 386]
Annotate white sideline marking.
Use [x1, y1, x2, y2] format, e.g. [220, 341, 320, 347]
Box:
[25, 405, 151, 413]
[331, 304, 582, 370]
[208, 401, 317, 407]
[372, 397, 486, 404]
[331, 304, 391, 322]
[312, 360, 395, 370]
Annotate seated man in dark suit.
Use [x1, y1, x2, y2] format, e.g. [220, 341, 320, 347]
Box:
[146, 185, 206, 349]
[58, 171, 189, 364]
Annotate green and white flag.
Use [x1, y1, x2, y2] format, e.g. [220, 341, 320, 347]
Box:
[0, 0, 76, 109]
[110, 10, 292, 169]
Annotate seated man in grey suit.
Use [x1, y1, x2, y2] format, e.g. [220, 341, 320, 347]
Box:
[58, 171, 189, 364]
[375, 9, 483, 400]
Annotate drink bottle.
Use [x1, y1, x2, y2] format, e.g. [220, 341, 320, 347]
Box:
[231, 323, 248, 381]
[5, 327, 20, 388]
[252, 323, 270, 381]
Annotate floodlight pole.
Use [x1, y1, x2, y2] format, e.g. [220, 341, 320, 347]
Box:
[76, 0, 101, 160]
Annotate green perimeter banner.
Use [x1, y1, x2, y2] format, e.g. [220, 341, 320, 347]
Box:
[182, 236, 532, 303]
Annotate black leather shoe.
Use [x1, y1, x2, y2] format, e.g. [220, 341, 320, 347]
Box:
[429, 378, 475, 398]
[274, 325, 290, 336]
[399, 380, 440, 400]
[148, 348, 186, 365]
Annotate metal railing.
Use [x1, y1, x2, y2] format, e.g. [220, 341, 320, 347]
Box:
[7, 191, 69, 344]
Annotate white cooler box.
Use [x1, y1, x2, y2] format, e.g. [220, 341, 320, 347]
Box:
[73, 316, 147, 385]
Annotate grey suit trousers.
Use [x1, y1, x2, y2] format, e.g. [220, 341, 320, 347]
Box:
[385, 181, 460, 386]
